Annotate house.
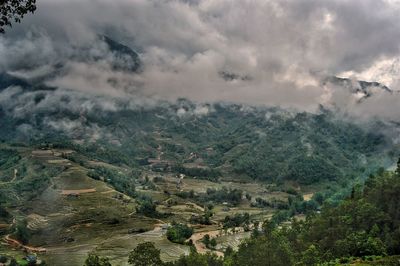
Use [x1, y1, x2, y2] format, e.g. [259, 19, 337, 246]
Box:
[160, 224, 170, 231]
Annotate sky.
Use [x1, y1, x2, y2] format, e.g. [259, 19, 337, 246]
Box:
[1, 0, 400, 119]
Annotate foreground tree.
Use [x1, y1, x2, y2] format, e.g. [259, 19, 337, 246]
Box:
[233, 232, 293, 266]
[9, 258, 18, 266]
[0, 0, 36, 33]
[173, 250, 223, 266]
[84, 253, 111, 266]
[128, 242, 164, 266]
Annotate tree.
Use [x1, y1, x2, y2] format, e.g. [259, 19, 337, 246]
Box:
[209, 238, 217, 248]
[234, 233, 293, 266]
[299, 245, 320, 266]
[135, 196, 159, 218]
[166, 223, 193, 244]
[0, 206, 10, 218]
[224, 246, 234, 257]
[84, 253, 112, 266]
[201, 234, 217, 249]
[0, 0, 36, 33]
[14, 218, 30, 244]
[262, 219, 276, 237]
[128, 242, 164, 266]
[0, 255, 7, 263]
[9, 258, 18, 266]
[173, 250, 223, 266]
[396, 157, 400, 176]
[202, 234, 210, 246]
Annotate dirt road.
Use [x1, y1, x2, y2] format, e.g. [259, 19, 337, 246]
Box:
[61, 188, 96, 195]
[4, 234, 47, 253]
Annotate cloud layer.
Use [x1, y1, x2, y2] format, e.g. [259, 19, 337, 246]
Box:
[1, 0, 400, 119]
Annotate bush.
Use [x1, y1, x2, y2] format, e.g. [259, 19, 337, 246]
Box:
[202, 234, 217, 249]
[223, 213, 250, 229]
[135, 195, 159, 218]
[84, 253, 111, 266]
[167, 223, 193, 244]
[0, 255, 8, 263]
[128, 242, 163, 266]
[0, 206, 10, 218]
[14, 219, 30, 245]
[88, 166, 136, 197]
[198, 187, 243, 206]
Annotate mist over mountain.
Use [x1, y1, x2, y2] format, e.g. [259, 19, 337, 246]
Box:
[1, 0, 400, 119]
[0, 28, 399, 182]
[0, 34, 398, 164]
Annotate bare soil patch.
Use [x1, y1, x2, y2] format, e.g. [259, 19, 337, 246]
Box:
[61, 188, 96, 195]
[303, 193, 314, 201]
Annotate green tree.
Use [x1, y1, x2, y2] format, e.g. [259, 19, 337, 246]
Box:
[333, 232, 386, 258]
[128, 242, 164, 266]
[0, 206, 10, 219]
[166, 223, 193, 244]
[0, 0, 36, 33]
[9, 258, 18, 266]
[135, 196, 159, 218]
[84, 253, 112, 266]
[14, 218, 30, 244]
[224, 246, 234, 257]
[202, 234, 210, 246]
[299, 245, 320, 266]
[173, 250, 223, 266]
[0, 255, 7, 263]
[234, 232, 293, 266]
[209, 238, 217, 248]
[396, 157, 400, 177]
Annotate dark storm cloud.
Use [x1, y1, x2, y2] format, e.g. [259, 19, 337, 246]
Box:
[1, 0, 400, 118]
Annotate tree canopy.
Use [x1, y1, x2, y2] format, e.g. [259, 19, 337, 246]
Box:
[84, 253, 112, 266]
[128, 242, 164, 266]
[0, 0, 36, 33]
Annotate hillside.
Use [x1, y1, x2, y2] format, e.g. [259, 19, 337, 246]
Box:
[0, 95, 397, 264]
[0, 85, 393, 184]
[0, 63, 399, 265]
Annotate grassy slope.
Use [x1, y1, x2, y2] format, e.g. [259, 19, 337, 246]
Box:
[0, 148, 191, 265]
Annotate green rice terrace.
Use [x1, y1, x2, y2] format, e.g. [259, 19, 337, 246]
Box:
[0, 144, 293, 265]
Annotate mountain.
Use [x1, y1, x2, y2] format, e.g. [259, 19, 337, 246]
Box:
[323, 76, 392, 101]
[100, 35, 141, 72]
[0, 61, 399, 265]
[0, 36, 141, 94]
[0, 86, 393, 186]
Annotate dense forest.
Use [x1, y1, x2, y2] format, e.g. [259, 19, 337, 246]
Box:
[0, 95, 393, 185]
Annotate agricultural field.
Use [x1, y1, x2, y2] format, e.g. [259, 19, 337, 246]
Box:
[0, 146, 293, 265]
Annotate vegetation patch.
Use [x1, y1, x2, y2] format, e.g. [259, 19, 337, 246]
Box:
[166, 223, 193, 244]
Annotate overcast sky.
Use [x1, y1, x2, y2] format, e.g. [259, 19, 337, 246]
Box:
[1, 0, 400, 117]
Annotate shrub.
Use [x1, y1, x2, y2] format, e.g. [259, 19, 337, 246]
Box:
[167, 223, 193, 244]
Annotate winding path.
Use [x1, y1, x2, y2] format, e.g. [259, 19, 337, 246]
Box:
[4, 234, 47, 253]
